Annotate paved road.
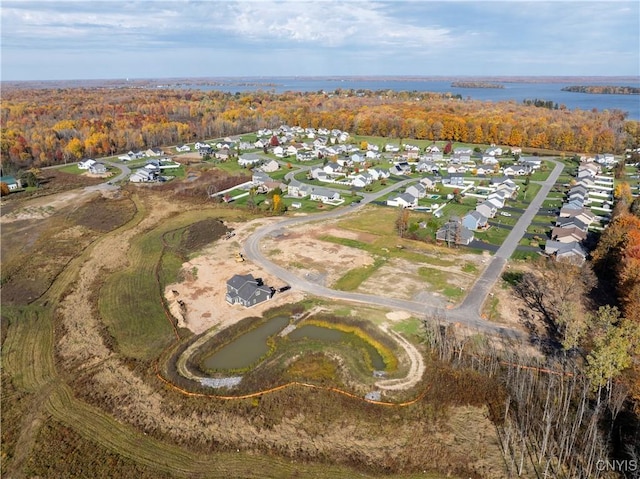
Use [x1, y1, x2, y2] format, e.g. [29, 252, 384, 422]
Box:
[457, 158, 564, 314]
[244, 159, 564, 338]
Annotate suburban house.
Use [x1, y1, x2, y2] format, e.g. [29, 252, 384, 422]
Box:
[559, 207, 596, 225]
[442, 173, 465, 187]
[198, 145, 213, 156]
[176, 145, 191, 152]
[436, 218, 475, 246]
[225, 274, 273, 308]
[551, 226, 587, 243]
[215, 148, 231, 161]
[485, 146, 503, 156]
[544, 241, 587, 265]
[387, 193, 418, 208]
[519, 157, 542, 169]
[78, 159, 96, 170]
[238, 155, 262, 167]
[129, 168, 158, 183]
[145, 148, 163, 157]
[309, 187, 342, 204]
[0, 175, 21, 191]
[556, 216, 589, 232]
[259, 159, 280, 173]
[476, 201, 497, 219]
[595, 153, 616, 166]
[482, 155, 500, 165]
[406, 183, 427, 199]
[503, 165, 530, 176]
[419, 176, 438, 191]
[89, 163, 107, 175]
[297, 151, 315, 162]
[462, 211, 488, 231]
[287, 179, 312, 198]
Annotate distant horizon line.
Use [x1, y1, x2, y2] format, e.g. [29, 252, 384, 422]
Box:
[3, 74, 640, 84]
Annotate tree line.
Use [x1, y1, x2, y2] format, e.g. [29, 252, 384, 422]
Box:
[1, 87, 638, 174]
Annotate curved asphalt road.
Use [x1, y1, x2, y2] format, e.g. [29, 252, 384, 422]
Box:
[244, 159, 564, 339]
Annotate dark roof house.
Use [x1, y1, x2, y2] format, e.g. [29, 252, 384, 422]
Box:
[225, 274, 273, 308]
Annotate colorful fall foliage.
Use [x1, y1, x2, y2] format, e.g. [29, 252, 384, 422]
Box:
[1, 87, 638, 173]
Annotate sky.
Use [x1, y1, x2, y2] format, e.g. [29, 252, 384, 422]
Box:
[1, 0, 639, 81]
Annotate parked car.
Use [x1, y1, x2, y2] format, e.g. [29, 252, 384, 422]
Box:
[500, 211, 512, 217]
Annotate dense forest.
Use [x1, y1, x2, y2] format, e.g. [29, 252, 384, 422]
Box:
[1, 87, 639, 173]
[451, 81, 504, 88]
[561, 85, 640, 95]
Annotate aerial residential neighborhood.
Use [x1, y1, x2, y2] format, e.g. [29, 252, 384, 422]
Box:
[2, 2, 639, 476]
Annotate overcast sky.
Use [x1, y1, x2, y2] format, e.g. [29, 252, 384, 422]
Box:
[2, 1, 639, 81]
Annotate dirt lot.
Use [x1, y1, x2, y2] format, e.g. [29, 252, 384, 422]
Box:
[261, 224, 376, 287]
[164, 217, 305, 335]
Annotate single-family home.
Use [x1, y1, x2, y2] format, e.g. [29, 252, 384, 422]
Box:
[272, 146, 285, 158]
[518, 157, 542, 169]
[145, 148, 163, 157]
[503, 165, 530, 176]
[287, 179, 312, 198]
[78, 159, 96, 170]
[238, 155, 262, 167]
[453, 147, 473, 156]
[595, 153, 616, 166]
[476, 201, 497, 219]
[420, 176, 438, 191]
[260, 159, 280, 173]
[416, 160, 439, 174]
[387, 193, 418, 208]
[559, 207, 596, 225]
[442, 173, 465, 187]
[129, 168, 157, 183]
[556, 216, 589, 232]
[435, 219, 475, 245]
[551, 226, 587, 243]
[297, 151, 315, 162]
[176, 145, 191, 152]
[310, 187, 342, 204]
[389, 163, 412, 176]
[485, 146, 503, 157]
[426, 144, 441, 153]
[462, 211, 488, 231]
[252, 171, 271, 185]
[225, 274, 273, 308]
[89, 163, 107, 175]
[482, 155, 500, 165]
[0, 175, 21, 191]
[198, 145, 213, 157]
[406, 183, 427, 199]
[545, 241, 587, 265]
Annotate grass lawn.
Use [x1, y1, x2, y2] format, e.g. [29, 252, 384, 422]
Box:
[98, 207, 244, 361]
[333, 257, 387, 290]
[440, 198, 476, 218]
[417, 266, 465, 299]
[473, 224, 511, 246]
[58, 164, 84, 175]
[511, 249, 541, 260]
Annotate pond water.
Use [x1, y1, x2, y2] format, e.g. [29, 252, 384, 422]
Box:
[203, 315, 289, 370]
[202, 316, 387, 372]
[288, 325, 386, 371]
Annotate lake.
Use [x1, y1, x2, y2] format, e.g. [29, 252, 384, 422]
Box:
[173, 77, 640, 121]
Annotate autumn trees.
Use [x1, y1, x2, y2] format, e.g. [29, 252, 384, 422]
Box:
[1, 86, 638, 175]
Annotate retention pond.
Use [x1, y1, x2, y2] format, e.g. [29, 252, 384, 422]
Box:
[202, 316, 387, 372]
